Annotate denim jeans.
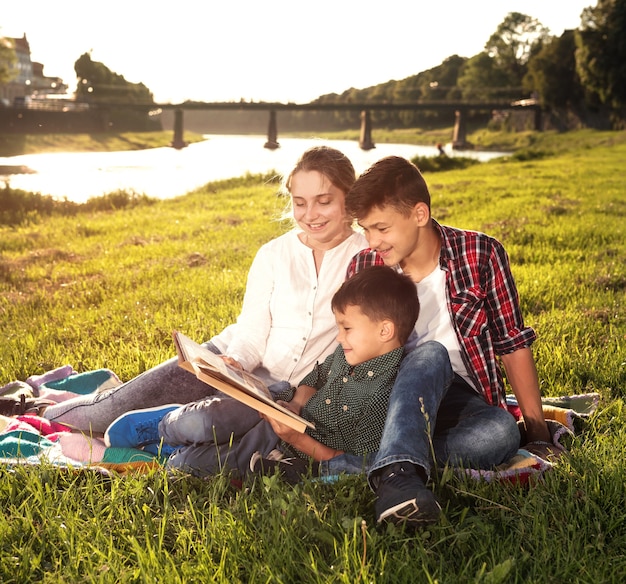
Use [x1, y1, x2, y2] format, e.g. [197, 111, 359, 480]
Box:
[166, 418, 281, 478]
[159, 380, 292, 446]
[368, 340, 520, 485]
[43, 342, 224, 433]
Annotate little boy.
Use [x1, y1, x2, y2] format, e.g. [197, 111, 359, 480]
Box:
[105, 266, 431, 483]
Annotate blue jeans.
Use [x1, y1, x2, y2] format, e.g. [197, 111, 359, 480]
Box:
[166, 419, 281, 478]
[368, 341, 520, 485]
[159, 380, 292, 446]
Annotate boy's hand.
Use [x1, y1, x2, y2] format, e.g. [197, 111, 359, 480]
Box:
[276, 399, 299, 415]
[288, 385, 316, 415]
[261, 413, 299, 443]
[525, 440, 565, 461]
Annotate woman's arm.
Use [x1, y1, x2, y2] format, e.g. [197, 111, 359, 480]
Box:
[221, 244, 276, 371]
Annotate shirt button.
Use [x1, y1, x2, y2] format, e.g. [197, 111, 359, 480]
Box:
[343, 377, 348, 383]
[342, 405, 348, 411]
[325, 398, 331, 404]
[367, 371, 374, 377]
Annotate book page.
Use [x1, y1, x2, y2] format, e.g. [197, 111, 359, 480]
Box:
[174, 331, 272, 399]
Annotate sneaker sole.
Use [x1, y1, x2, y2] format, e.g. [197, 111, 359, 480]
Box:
[377, 499, 441, 526]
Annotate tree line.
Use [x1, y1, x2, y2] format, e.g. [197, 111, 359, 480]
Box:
[310, 3, 625, 130]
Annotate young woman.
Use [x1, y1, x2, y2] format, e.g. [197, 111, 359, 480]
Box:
[43, 146, 367, 433]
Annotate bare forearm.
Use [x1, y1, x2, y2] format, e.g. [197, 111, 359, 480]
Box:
[286, 432, 343, 462]
[501, 348, 550, 443]
[289, 385, 317, 414]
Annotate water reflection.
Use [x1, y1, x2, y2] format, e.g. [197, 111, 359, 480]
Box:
[0, 135, 508, 203]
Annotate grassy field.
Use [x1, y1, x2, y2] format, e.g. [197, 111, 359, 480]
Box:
[0, 130, 625, 582]
[0, 130, 207, 157]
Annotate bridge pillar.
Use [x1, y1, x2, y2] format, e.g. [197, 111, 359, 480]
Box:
[170, 108, 187, 149]
[534, 106, 542, 131]
[452, 109, 470, 150]
[359, 110, 375, 150]
[264, 110, 280, 149]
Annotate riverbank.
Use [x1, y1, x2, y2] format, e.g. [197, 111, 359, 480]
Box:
[0, 126, 535, 157]
[3, 126, 625, 159]
[0, 131, 207, 157]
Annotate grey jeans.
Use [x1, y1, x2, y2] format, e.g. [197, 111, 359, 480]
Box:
[43, 343, 222, 433]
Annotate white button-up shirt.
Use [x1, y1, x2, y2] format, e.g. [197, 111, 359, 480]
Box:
[211, 229, 367, 385]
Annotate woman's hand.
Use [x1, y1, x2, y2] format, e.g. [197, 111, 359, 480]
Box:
[220, 355, 243, 370]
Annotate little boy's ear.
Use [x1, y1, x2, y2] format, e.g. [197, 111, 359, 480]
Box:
[380, 320, 396, 341]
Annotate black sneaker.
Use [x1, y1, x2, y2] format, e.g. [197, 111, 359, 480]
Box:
[249, 451, 318, 485]
[374, 463, 441, 526]
[0, 394, 55, 416]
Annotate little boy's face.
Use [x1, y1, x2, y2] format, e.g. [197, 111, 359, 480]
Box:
[335, 305, 387, 366]
[358, 205, 419, 267]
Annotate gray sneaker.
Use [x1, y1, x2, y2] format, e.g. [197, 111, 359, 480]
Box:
[374, 463, 441, 526]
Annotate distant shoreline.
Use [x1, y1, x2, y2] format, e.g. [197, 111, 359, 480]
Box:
[0, 164, 36, 175]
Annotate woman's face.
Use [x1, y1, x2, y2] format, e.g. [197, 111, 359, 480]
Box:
[290, 170, 349, 246]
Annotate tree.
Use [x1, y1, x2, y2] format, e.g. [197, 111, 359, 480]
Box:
[484, 12, 550, 88]
[74, 52, 154, 104]
[0, 36, 17, 86]
[524, 30, 584, 108]
[575, 0, 626, 109]
[457, 52, 512, 100]
[73, 52, 159, 131]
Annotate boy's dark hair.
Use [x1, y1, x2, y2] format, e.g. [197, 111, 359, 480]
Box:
[345, 156, 431, 219]
[332, 266, 419, 345]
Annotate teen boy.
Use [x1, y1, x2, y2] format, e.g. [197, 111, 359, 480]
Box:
[345, 156, 558, 526]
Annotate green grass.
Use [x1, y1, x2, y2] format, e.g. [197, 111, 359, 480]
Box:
[0, 131, 206, 156]
[1, 130, 625, 582]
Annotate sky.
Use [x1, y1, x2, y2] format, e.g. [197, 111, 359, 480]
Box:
[2, 0, 594, 105]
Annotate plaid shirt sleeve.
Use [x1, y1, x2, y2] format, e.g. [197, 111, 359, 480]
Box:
[346, 249, 385, 279]
[441, 224, 536, 406]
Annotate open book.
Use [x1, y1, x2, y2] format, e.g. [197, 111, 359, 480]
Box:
[172, 331, 314, 433]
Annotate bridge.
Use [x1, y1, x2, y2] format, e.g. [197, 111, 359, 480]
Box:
[153, 100, 542, 150]
[3, 98, 541, 149]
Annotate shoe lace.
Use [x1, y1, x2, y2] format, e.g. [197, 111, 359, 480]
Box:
[134, 418, 162, 443]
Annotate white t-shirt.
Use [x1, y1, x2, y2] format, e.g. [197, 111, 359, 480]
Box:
[211, 229, 367, 385]
[406, 265, 475, 389]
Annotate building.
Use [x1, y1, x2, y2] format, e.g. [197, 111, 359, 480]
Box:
[1, 34, 67, 105]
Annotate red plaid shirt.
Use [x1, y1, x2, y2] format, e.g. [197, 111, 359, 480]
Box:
[346, 220, 536, 408]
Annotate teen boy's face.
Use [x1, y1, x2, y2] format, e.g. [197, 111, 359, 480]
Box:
[358, 205, 419, 267]
[335, 304, 387, 366]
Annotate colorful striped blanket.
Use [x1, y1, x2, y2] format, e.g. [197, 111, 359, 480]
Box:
[0, 365, 599, 482]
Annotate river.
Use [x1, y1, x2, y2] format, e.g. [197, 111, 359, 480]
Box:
[0, 135, 508, 203]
